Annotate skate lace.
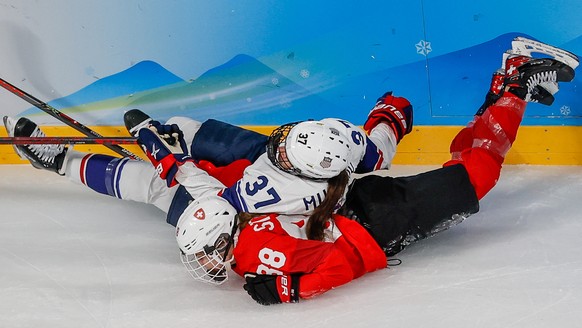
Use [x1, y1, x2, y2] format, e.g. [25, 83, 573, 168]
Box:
[26, 127, 64, 164]
[527, 70, 558, 94]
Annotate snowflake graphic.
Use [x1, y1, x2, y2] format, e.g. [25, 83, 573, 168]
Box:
[416, 40, 432, 56]
[560, 105, 571, 115]
[300, 69, 310, 79]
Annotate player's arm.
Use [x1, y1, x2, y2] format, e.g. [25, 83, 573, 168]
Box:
[234, 216, 362, 305]
[136, 121, 226, 198]
[242, 245, 355, 305]
[356, 92, 414, 172]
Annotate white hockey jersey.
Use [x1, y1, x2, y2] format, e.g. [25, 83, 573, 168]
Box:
[175, 118, 396, 216]
[221, 118, 368, 215]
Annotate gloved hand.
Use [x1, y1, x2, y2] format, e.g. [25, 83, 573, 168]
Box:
[363, 91, 413, 143]
[243, 273, 300, 305]
[137, 122, 192, 187]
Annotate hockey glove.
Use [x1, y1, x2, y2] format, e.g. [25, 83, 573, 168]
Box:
[243, 273, 300, 305]
[363, 91, 413, 143]
[137, 122, 193, 187]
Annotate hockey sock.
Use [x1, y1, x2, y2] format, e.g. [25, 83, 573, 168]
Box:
[63, 150, 132, 198]
[445, 93, 527, 199]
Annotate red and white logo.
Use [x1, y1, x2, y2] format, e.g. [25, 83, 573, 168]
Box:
[194, 208, 206, 220]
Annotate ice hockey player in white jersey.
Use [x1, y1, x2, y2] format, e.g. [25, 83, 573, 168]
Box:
[120, 92, 413, 221]
[4, 91, 413, 227]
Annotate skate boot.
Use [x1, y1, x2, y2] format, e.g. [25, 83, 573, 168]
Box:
[11, 117, 67, 175]
[503, 55, 574, 105]
[123, 109, 152, 136]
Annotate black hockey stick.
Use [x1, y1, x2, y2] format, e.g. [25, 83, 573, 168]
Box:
[0, 136, 138, 145]
[0, 78, 142, 160]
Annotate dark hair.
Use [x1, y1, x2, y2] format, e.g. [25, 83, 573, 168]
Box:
[237, 170, 350, 241]
[236, 212, 258, 229]
[306, 170, 350, 240]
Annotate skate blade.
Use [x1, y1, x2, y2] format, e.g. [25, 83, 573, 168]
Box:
[3, 115, 15, 136]
[3, 115, 27, 159]
[511, 37, 579, 70]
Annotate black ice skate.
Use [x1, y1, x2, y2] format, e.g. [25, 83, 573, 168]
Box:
[123, 109, 152, 137]
[476, 37, 579, 114]
[11, 117, 67, 175]
[504, 38, 578, 104]
[504, 55, 575, 105]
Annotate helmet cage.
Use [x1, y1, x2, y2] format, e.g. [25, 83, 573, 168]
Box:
[176, 197, 238, 285]
[180, 230, 235, 285]
[266, 121, 304, 176]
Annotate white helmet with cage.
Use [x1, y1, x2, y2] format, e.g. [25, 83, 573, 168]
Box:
[267, 120, 352, 179]
[175, 196, 238, 285]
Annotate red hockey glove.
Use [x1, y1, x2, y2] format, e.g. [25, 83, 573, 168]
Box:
[137, 122, 193, 187]
[243, 273, 300, 305]
[363, 91, 413, 143]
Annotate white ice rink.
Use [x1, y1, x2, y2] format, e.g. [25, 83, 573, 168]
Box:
[1, 164, 582, 328]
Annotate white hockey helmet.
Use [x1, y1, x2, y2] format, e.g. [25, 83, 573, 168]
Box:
[175, 196, 238, 285]
[267, 120, 351, 179]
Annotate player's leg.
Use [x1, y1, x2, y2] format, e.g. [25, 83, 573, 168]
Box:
[342, 164, 479, 256]
[446, 39, 578, 199]
[62, 150, 176, 213]
[123, 109, 267, 166]
[342, 39, 578, 255]
[9, 116, 176, 214]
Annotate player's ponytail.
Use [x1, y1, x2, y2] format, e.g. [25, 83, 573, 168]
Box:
[237, 212, 265, 229]
[306, 170, 350, 240]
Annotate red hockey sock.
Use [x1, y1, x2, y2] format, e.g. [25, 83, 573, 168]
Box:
[445, 93, 527, 199]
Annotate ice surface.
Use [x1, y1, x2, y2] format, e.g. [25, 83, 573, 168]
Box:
[1, 164, 582, 328]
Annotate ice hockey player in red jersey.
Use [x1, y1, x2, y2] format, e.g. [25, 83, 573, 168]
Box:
[6, 38, 578, 305]
[169, 38, 579, 304]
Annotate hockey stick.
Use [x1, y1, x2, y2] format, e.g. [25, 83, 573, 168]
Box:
[0, 78, 142, 160]
[0, 136, 138, 145]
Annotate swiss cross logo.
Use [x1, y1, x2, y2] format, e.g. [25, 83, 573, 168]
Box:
[194, 208, 206, 220]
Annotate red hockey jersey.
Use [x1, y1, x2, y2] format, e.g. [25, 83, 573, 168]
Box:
[232, 213, 387, 299]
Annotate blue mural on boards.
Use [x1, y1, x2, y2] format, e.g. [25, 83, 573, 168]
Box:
[20, 33, 581, 126]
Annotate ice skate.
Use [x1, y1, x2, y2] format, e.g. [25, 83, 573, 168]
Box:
[504, 37, 577, 104]
[124, 109, 152, 136]
[476, 38, 578, 114]
[12, 117, 67, 175]
[477, 37, 578, 113]
[504, 55, 575, 105]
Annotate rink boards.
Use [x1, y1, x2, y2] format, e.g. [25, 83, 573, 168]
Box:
[2, 125, 582, 165]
